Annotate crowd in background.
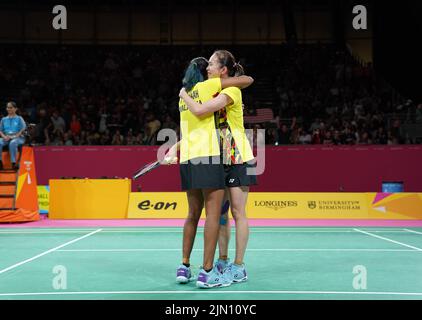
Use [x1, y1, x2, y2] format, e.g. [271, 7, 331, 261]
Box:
[0, 44, 420, 146]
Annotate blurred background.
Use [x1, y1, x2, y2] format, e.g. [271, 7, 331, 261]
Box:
[0, 0, 421, 147]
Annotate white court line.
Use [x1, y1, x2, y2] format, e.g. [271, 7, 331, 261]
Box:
[0, 227, 409, 232]
[56, 248, 419, 253]
[1, 290, 422, 297]
[0, 229, 102, 275]
[404, 229, 422, 235]
[0, 230, 413, 235]
[0, 231, 98, 234]
[1, 226, 417, 231]
[0, 230, 358, 234]
[354, 229, 422, 251]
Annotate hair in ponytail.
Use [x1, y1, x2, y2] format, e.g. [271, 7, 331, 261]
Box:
[182, 57, 208, 91]
[213, 50, 245, 77]
[233, 62, 245, 76]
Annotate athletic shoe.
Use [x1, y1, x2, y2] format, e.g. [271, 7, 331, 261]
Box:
[214, 258, 230, 273]
[176, 265, 193, 284]
[196, 266, 232, 289]
[223, 263, 248, 283]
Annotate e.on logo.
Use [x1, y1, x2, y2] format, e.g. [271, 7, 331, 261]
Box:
[138, 200, 177, 211]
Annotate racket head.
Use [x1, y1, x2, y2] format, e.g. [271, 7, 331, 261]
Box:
[132, 161, 161, 180]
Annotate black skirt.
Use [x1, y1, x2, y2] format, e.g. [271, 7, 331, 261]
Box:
[180, 156, 226, 191]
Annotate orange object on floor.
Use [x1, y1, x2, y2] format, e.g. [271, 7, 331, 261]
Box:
[0, 146, 39, 223]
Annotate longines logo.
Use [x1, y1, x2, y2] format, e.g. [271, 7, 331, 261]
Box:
[138, 200, 177, 211]
[254, 200, 298, 211]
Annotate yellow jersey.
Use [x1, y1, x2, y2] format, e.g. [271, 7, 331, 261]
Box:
[217, 86, 254, 164]
[179, 78, 221, 163]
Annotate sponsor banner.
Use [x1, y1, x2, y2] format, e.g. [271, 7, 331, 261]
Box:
[247, 193, 368, 219]
[128, 192, 422, 220]
[128, 192, 206, 219]
[37, 185, 50, 214]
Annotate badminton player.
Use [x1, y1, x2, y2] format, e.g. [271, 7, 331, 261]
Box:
[167, 57, 254, 288]
[179, 50, 257, 284]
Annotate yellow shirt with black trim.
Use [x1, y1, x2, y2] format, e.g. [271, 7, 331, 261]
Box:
[218, 86, 254, 164]
[179, 78, 221, 163]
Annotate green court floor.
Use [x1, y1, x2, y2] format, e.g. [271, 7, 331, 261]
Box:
[1, 227, 422, 300]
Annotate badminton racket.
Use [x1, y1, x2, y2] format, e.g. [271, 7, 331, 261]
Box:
[132, 156, 178, 180]
[132, 160, 161, 180]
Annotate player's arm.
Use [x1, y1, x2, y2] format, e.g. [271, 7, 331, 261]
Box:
[179, 88, 233, 117]
[221, 76, 253, 89]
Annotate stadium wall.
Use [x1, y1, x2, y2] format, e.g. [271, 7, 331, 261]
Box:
[34, 145, 422, 193]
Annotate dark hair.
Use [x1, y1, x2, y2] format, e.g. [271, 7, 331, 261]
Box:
[212, 50, 244, 77]
[7, 101, 17, 109]
[182, 57, 208, 91]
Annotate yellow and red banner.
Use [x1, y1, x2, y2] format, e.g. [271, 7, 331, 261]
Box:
[127, 192, 422, 220]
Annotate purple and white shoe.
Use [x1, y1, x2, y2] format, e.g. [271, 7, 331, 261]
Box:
[196, 267, 232, 289]
[176, 265, 193, 284]
[223, 263, 248, 283]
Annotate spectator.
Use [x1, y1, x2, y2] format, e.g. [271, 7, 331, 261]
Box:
[63, 131, 73, 146]
[322, 131, 333, 145]
[70, 114, 81, 137]
[50, 110, 66, 136]
[311, 128, 321, 144]
[161, 114, 178, 131]
[34, 108, 50, 144]
[276, 117, 296, 145]
[0, 101, 27, 170]
[111, 130, 124, 145]
[125, 129, 136, 145]
[1, 44, 417, 146]
[298, 129, 312, 144]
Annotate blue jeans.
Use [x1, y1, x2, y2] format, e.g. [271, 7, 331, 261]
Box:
[0, 137, 25, 163]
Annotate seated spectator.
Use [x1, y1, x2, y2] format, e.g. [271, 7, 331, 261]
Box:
[322, 131, 333, 145]
[111, 130, 124, 145]
[311, 128, 321, 144]
[50, 110, 66, 136]
[70, 114, 81, 137]
[298, 129, 312, 144]
[0, 102, 27, 170]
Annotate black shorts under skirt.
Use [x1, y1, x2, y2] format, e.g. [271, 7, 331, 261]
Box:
[224, 162, 258, 188]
